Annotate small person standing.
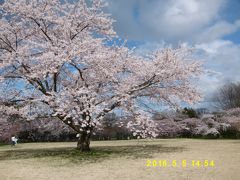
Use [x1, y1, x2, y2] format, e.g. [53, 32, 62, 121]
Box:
[11, 135, 18, 146]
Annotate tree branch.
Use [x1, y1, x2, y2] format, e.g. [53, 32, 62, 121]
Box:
[30, 17, 53, 44]
[71, 24, 89, 40]
[127, 74, 156, 95]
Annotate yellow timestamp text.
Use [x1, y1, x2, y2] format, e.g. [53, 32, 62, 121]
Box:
[146, 160, 215, 168]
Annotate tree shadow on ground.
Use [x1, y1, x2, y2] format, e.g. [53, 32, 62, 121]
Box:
[0, 144, 186, 163]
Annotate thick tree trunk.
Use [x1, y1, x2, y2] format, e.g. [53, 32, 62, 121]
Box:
[77, 133, 91, 152]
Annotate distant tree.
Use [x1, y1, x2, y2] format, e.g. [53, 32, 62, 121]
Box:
[214, 82, 240, 110]
[0, 0, 202, 151]
[101, 113, 118, 140]
[182, 107, 198, 118]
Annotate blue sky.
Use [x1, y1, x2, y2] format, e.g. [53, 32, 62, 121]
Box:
[104, 0, 240, 109]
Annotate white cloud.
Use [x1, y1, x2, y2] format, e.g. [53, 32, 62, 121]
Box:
[196, 20, 240, 43]
[195, 40, 240, 97]
[106, 0, 232, 43]
[195, 40, 232, 54]
[138, 0, 224, 41]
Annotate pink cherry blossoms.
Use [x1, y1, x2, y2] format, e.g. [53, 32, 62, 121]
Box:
[0, 0, 202, 149]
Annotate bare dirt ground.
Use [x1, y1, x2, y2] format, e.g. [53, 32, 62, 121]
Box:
[0, 139, 239, 180]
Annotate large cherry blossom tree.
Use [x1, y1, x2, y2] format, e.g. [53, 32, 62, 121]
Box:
[0, 0, 202, 151]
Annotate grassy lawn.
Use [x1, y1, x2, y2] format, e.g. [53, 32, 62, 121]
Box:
[0, 139, 239, 180]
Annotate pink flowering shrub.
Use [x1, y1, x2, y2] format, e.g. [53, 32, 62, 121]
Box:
[156, 119, 182, 137]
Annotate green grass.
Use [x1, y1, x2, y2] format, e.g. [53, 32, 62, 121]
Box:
[0, 144, 185, 163]
[0, 139, 239, 180]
